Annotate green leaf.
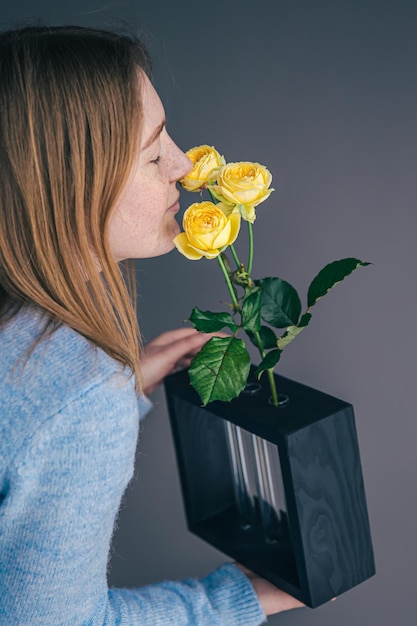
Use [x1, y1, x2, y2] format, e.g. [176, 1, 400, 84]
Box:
[277, 313, 312, 350]
[298, 312, 312, 328]
[241, 290, 262, 332]
[257, 277, 302, 328]
[307, 258, 371, 308]
[254, 349, 282, 379]
[189, 307, 238, 333]
[246, 325, 278, 350]
[189, 336, 251, 405]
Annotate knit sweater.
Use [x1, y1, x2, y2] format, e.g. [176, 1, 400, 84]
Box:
[0, 307, 266, 626]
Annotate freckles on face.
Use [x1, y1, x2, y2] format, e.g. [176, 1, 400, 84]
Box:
[108, 74, 191, 261]
[110, 169, 176, 260]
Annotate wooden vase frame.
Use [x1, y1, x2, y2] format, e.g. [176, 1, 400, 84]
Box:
[164, 367, 375, 608]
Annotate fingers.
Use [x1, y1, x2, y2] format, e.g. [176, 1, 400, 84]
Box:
[234, 563, 304, 616]
[145, 326, 229, 348]
[144, 329, 219, 366]
[252, 578, 305, 615]
[234, 563, 253, 576]
[145, 327, 204, 346]
[140, 327, 231, 396]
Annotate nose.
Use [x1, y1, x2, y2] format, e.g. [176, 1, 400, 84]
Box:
[182, 153, 193, 177]
[168, 137, 193, 183]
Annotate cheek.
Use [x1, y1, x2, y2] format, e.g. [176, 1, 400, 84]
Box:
[121, 177, 166, 223]
[109, 165, 177, 258]
[138, 170, 169, 207]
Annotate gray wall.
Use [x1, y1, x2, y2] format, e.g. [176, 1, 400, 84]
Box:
[4, 1, 417, 624]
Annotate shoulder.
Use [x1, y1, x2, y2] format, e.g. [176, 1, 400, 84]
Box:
[0, 305, 132, 400]
[0, 306, 138, 459]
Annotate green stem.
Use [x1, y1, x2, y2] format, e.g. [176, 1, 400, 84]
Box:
[229, 245, 241, 269]
[253, 329, 279, 407]
[217, 254, 239, 311]
[266, 369, 279, 407]
[247, 222, 254, 275]
[252, 330, 265, 357]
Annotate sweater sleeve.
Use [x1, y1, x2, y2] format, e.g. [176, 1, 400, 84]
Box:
[0, 375, 265, 626]
[105, 564, 266, 625]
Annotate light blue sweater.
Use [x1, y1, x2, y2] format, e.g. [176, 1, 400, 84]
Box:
[0, 307, 266, 626]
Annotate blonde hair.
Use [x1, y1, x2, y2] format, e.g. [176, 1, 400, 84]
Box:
[0, 26, 151, 387]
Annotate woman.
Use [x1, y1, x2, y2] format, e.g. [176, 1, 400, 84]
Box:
[0, 25, 303, 624]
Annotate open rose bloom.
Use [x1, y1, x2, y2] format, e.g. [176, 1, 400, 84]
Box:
[173, 201, 240, 260]
[179, 145, 225, 192]
[210, 162, 274, 223]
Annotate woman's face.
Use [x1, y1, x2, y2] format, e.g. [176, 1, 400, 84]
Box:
[108, 74, 192, 260]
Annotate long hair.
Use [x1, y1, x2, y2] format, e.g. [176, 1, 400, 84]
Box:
[0, 25, 151, 387]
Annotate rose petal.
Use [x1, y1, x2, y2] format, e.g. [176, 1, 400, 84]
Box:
[228, 212, 242, 241]
[239, 204, 256, 223]
[217, 202, 235, 217]
[200, 248, 221, 259]
[173, 233, 203, 260]
[212, 220, 232, 249]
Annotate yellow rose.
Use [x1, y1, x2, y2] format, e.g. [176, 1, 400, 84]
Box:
[180, 145, 225, 192]
[209, 161, 274, 222]
[173, 201, 241, 260]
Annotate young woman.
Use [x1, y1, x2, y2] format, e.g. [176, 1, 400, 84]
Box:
[0, 25, 303, 624]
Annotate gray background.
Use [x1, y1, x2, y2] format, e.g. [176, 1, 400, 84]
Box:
[3, 1, 416, 624]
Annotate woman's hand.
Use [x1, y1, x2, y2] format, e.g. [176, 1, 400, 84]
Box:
[235, 564, 305, 616]
[140, 328, 216, 396]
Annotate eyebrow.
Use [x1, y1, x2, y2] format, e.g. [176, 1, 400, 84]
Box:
[142, 120, 166, 150]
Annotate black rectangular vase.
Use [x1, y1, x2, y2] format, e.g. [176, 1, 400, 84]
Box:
[164, 367, 375, 608]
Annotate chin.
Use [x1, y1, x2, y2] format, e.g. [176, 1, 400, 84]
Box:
[144, 240, 177, 259]
[168, 220, 181, 244]
[131, 222, 180, 259]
